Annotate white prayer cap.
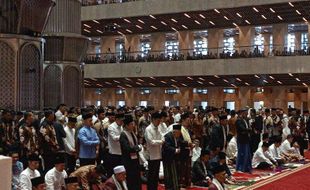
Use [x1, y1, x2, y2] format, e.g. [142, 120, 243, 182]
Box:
[114, 165, 126, 174]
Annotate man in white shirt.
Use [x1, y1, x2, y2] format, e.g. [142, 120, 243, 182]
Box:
[55, 104, 67, 124]
[280, 135, 303, 161]
[269, 136, 286, 165]
[172, 106, 181, 123]
[252, 142, 277, 169]
[20, 154, 41, 190]
[226, 136, 237, 162]
[107, 113, 124, 176]
[45, 153, 68, 190]
[192, 139, 201, 165]
[63, 115, 77, 174]
[158, 112, 169, 136]
[145, 111, 164, 190]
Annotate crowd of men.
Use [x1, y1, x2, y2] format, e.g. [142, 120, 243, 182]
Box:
[1, 104, 309, 190]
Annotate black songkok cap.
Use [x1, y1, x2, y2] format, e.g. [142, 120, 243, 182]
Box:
[54, 153, 65, 164]
[82, 113, 92, 120]
[151, 111, 161, 119]
[219, 115, 228, 121]
[115, 113, 125, 120]
[173, 124, 182, 130]
[31, 176, 45, 187]
[28, 153, 40, 161]
[123, 114, 134, 126]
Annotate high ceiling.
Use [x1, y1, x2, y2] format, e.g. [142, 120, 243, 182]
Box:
[84, 73, 310, 88]
[81, 1, 310, 36]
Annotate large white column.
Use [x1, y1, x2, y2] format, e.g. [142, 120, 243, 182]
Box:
[178, 31, 194, 56]
[150, 32, 166, 55]
[238, 26, 255, 53]
[272, 23, 288, 52]
[208, 28, 224, 57]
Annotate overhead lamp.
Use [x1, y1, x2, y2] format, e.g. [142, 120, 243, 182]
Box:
[303, 17, 308, 22]
[105, 82, 112, 85]
[171, 84, 178, 88]
[187, 77, 193, 80]
[96, 29, 103, 34]
[231, 84, 237, 88]
[245, 20, 251, 24]
[277, 81, 282, 84]
[137, 78, 144, 82]
[171, 27, 178, 32]
[150, 77, 156, 79]
[113, 80, 120, 83]
[245, 82, 250, 86]
[181, 83, 187, 87]
[302, 83, 307, 86]
[161, 80, 167, 84]
[124, 18, 131, 23]
[197, 81, 204, 84]
[233, 23, 238, 27]
[263, 80, 268, 83]
[92, 20, 100, 24]
[277, 15, 283, 20]
[125, 84, 132, 87]
[138, 19, 145, 24]
[125, 29, 132, 33]
[171, 18, 178, 23]
[214, 75, 220, 78]
[269, 76, 275, 80]
[136, 82, 142, 85]
[224, 16, 229, 20]
[253, 7, 259, 12]
[195, 20, 201, 25]
[170, 79, 177, 82]
[296, 78, 301, 81]
[296, 10, 301, 15]
[288, 73, 293, 76]
[214, 9, 220, 13]
[236, 78, 242, 82]
[199, 14, 206, 19]
[182, 25, 188, 29]
[236, 13, 242, 18]
[254, 75, 260, 78]
[161, 21, 167, 25]
[151, 26, 158, 30]
[83, 29, 91, 33]
[149, 15, 156, 19]
[209, 82, 215, 85]
[136, 25, 143, 29]
[288, 2, 294, 7]
[83, 24, 91, 28]
[117, 31, 124, 35]
[223, 79, 229, 83]
[149, 83, 156, 86]
[125, 78, 132, 81]
[209, 21, 215, 25]
[184, 13, 191, 18]
[269, 8, 276, 13]
[261, 15, 267, 20]
[198, 77, 205, 81]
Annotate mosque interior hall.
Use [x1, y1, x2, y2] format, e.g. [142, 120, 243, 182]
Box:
[1, 0, 310, 190]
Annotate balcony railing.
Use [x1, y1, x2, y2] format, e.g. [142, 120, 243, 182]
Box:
[82, 0, 142, 6]
[83, 44, 310, 64]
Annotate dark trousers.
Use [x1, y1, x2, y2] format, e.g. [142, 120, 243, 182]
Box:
[147, 159, 160, 190]
[256, 162, 272, 169]
[42, 154, 55, 173]
[124, 159, 141, 190]
[66, 153, 76, 174]
[79, 158, 96, 166]
[107, 154, 122, 177]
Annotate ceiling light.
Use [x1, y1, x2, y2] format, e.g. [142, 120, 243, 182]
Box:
[289, 73, 293, 76]
[269, 8, 275, 13]
[124, 18, 131, 23]
[170, 79, 177, 82]
[125, 78, 131, 81]
[137, 78, 144, 82]
[187, 77, 193, 80]
[161, 21, 167, 25]
[253, 7, 259, 12]
[171, 18, 178, 23]
[245, 82, 250, 86]
[302, 83, 307, 86]
[83, 24, 91, 28]
[209, 21, 215, 25]
[263, 80, 268, 83]
[269, 76, 275, 80]
[151, 26, 157, 30]
[296, 10, 301, 15]
[113, 80, 120, 83]
[91, 78, 97, 81]
[171, 27, 178, 32]
[198, 77, 205, 81]
[223, 79, 229, 83]
[195, 20, 201, 25]
[209, 82, 215, 85]
[197, 81, 203, 84]
[84, 83, 90, 86]
[224, 16, 229, 20]
[171, 84, 178, 88]
[261, 15, 267, 20]
[117, 85, 125, 89]
[214, 9, 220, 13]
[92, 20, 100, 24]
[288, 2, 294, 7]
[149, 83, 156, 86]
[233, 23, 238, 27]
[138, 19, 145, 24]
[277, 81, 282, 84]
[83, 29, 91, 33]
[149, 15, 156, 19]
[277, 15, 283, 20]
[125, 84, 132, 87]
[303, 17, 308, 22]
[150, 77, 155, 79]
[214, 75, 220, 78]
[231, 84, 237, 88]
[199, 14, 206, 19]
[181, 83, 187, 87]
[254, 75, 260, 78]
[136, 25, 143, 29]
[161, 80, 167, 84]
[117, 31, 124, 35]
[96, 29, 103, 34]
[182, 25, 188, 29]
[125, 29, 132, 33]
[236, 78, 242, 82]
[136, 82, 142, 85]
[236, 13, 242, 18]
[296, 78, 301, 81]
[105, 82, 112, 85]
[184, 13, 191, 18]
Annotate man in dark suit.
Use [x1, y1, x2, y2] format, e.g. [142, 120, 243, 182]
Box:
[208, 164, 226, 190]
[210, 115, 228, 151]
[236, 109, 252, 173]
[192, 149, 212, 187]
[162, 124, 182, 190]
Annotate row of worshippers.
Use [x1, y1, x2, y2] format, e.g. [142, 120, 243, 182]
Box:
[2, 104, 310, 190]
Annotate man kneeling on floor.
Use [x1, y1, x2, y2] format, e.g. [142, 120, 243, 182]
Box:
[252, 142, 277, 169]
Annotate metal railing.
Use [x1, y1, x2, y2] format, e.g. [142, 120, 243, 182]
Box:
[81, 0, 142, 6]
[83, 44, 310, 64]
